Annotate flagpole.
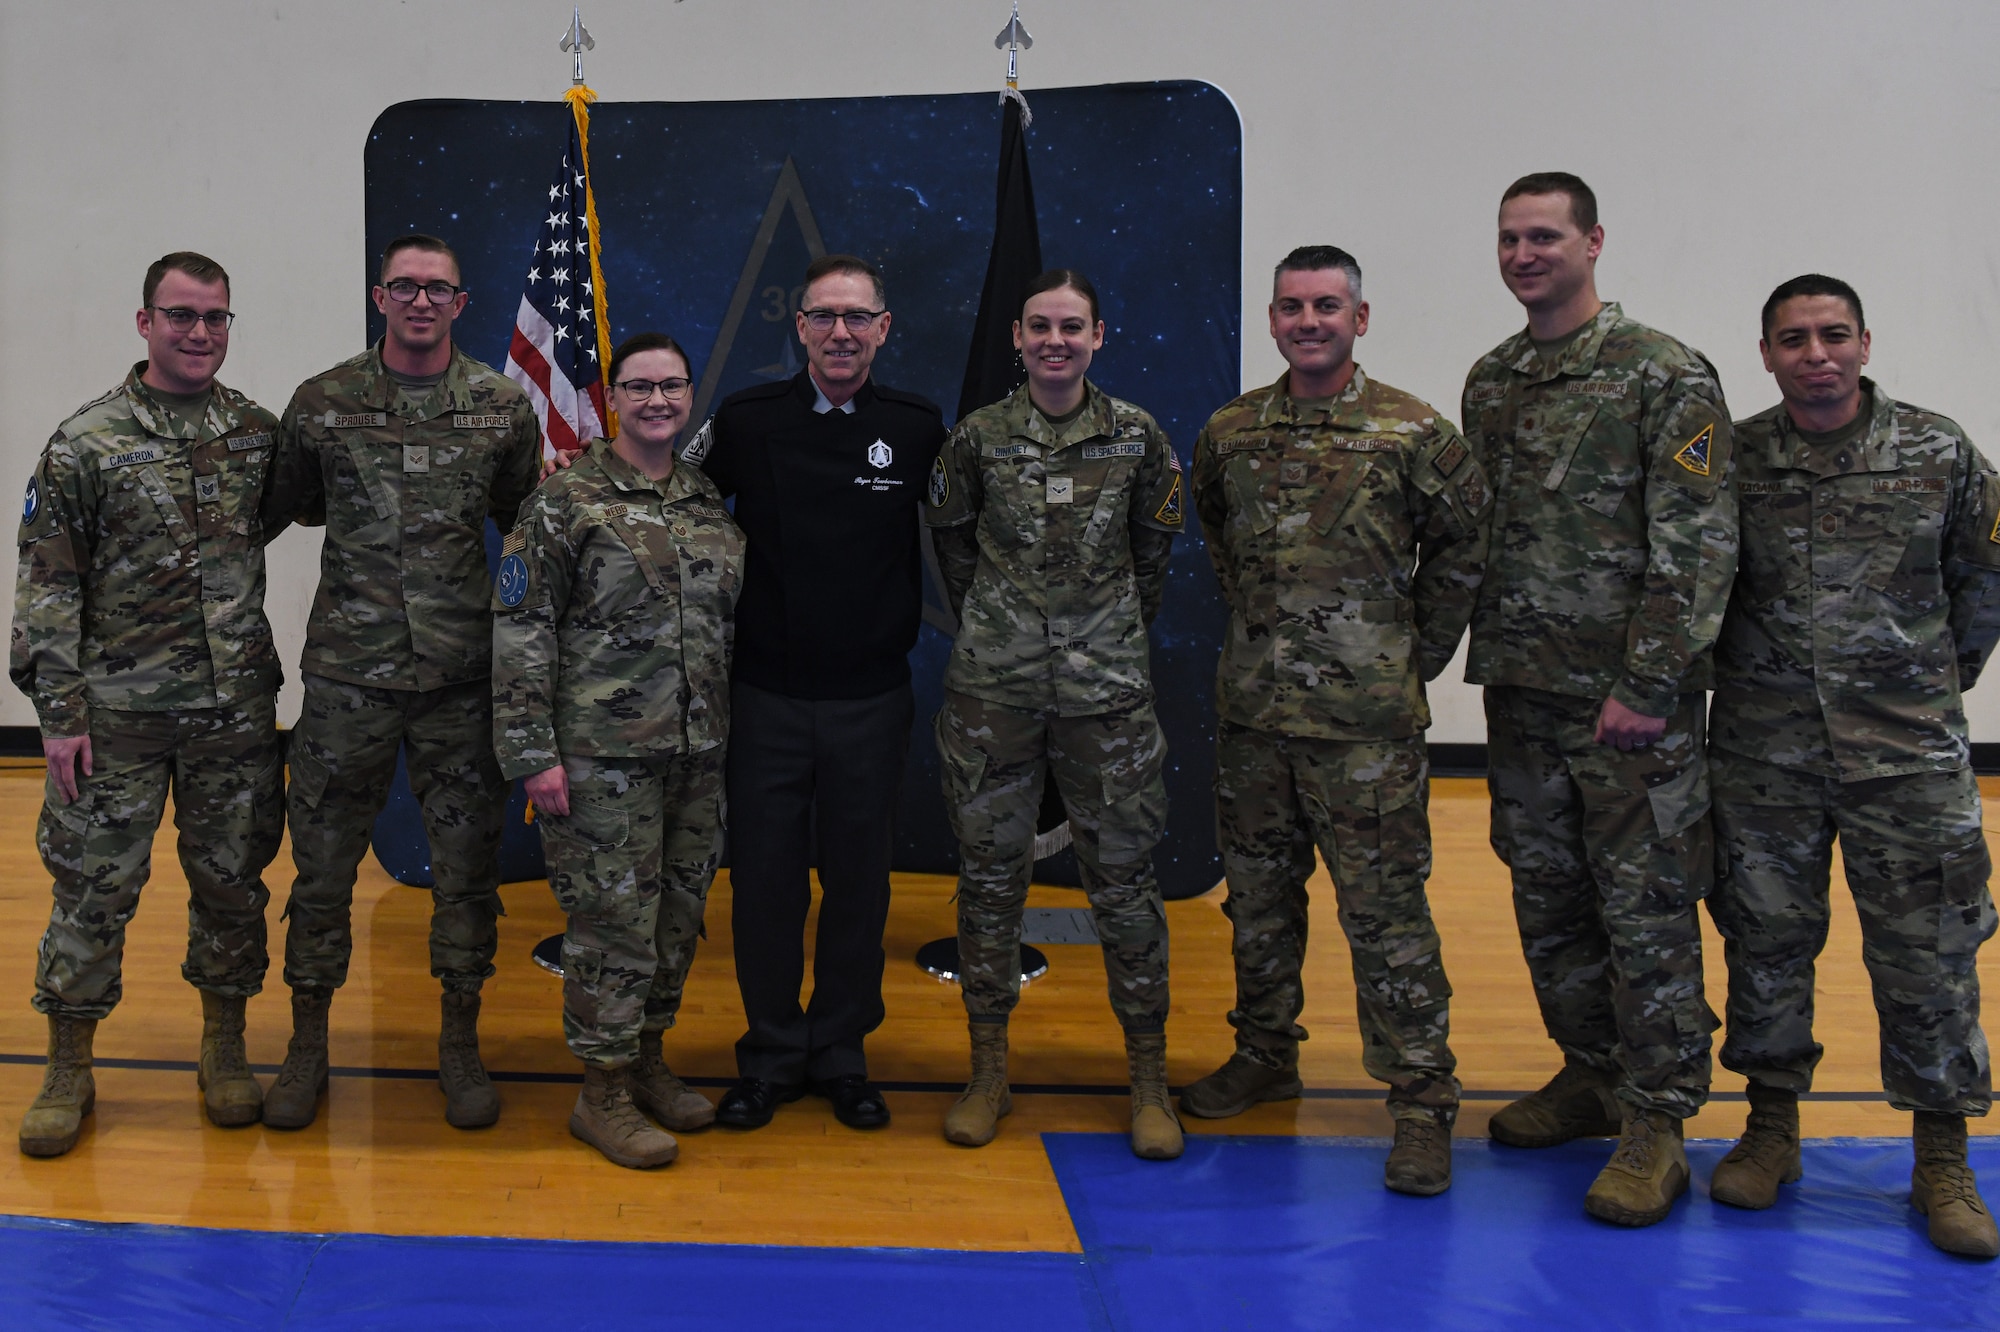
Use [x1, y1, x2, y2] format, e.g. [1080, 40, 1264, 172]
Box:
[560, 9, 616, 438]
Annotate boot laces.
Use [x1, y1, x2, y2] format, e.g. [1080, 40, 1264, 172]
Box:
[1608, 1114, 1663, 1173]
[206, 1031, 251, 1080]
[1130, 1043, 1170, 1111]
[1395, 1115, 1449, 1156]
[440, 1036, 489, 1085]
[1919, 1135, 1989, 1212]
[599, 1076, 654, 1136]
[40, 1031, 82, 1101]
[1728, 1105, 1795, 1165]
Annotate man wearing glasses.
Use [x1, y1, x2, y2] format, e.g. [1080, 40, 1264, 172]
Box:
[259, 234, 541, 1132]
[13, 252, 286, 1155]
[681, 254, 947, 1130]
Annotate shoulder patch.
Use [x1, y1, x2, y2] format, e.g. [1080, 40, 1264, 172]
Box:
[1433, 438, 1469, 478]
[496, 552, 530, 607]
[928, 454, 950, 508]
[1674, 424, 1714, 477]
[1167, 444, 1182, 473]
[501, 525, 527, 557]
[1154, 473, 1184, 526]
[680, 419, 714, 466]
[1989, 507, 2000, 547]
[22, 477, 40, 524]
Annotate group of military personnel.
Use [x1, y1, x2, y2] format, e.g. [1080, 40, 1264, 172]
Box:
[10, 171, 1998, 1258]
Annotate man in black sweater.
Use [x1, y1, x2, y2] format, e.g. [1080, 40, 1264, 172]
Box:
[682, 254, 946, 1129]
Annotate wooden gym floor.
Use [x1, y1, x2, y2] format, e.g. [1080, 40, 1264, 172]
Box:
[0, 768, 1991, 1253]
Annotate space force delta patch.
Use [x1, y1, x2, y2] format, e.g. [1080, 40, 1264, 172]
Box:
[928, 455, 949, 508]
[1674, 424, 1714, 477]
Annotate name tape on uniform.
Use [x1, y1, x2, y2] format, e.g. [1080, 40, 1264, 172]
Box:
[987, 443, 1038, 459]
[1081, 442, 1146, 460]
[319, 411, 388, 429]
[1738, 480, 1791, 495]
[453, 414, 514, 430]
[101, 444, 165, 470]
[1466, 383, 1508, 404]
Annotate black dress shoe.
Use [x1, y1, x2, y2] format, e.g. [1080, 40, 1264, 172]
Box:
[715, 1077, 804, 1129]
[813, 1075, 891, 1130]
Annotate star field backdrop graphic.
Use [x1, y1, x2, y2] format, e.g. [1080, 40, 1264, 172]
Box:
[364, 82, 1241, 897]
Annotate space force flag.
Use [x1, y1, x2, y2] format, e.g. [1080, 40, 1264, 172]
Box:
[504, 85, 615, 456]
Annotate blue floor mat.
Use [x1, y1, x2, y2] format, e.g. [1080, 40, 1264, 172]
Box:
[0, 1215, 1102, 1332]
[1042, 1133, 2000, 1331]
[6, 1136, 1997, 1329]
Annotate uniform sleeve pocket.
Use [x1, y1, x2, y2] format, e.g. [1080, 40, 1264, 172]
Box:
[1938, 838, 1997, 958]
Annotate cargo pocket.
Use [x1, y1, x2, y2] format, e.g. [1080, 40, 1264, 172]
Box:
[1096, 726, 1168, 867]
[543, 791, 630, 918]
[933, 708, 991, 846]
[286, 742, 332, 814]
[1938, 839, 1997, 958]
[1645, 757, 1715, 904]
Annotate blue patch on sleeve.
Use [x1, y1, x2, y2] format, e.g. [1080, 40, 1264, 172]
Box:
[23, 477, 39, 523]
[496, 553, 529, 607]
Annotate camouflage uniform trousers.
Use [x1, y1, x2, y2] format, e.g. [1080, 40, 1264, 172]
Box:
[1709, 750, 1994, 1115]
[34, 697, 284, 1019]
[1485, 685, 1718, 1117]
[282, 673, 506, 994]
[936, 690, 1170, 1032]
[539, 751, 724, 1068]
[1214, 721, 1458, 1118]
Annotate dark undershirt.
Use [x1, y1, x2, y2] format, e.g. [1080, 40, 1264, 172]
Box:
[1795, 390, 1873, 451]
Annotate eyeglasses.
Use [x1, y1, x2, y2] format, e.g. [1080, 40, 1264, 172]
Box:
[800, 307, 886, 333]
[150, 306, 234, 333]
[382, 279, 464, 305]
[614, 377, 692, 401]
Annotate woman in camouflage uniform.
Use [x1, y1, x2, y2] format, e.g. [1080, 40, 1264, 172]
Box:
[491, 333, 745, 1169]
[924, 271, 1186, 1159]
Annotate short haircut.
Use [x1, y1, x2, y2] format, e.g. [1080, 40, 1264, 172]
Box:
[379, 233, 461, 284]
[1501, 172, 1599, 233]
[803, 253, 885, 308]
[143, 251, 230, 308]
[1761, 273, 1865, 340]
[1023, 268, 1101, 323]
[1273, 245, 1364, 303]
[607, 331, 690, 385]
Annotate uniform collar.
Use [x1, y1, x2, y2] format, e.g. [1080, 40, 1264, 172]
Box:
[1498, 301, 1622, 382]
[1004, 380, 1117, 451]
[1258, 365, 1373, 429]
[586, 436, 704, 503]
[124, 363, 240, 443]
[793, 370, 874, 415]
[1770, 377, 1900, 475]
[359, 342, 481, 419]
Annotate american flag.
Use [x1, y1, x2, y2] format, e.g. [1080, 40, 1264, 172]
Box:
[504, 105, 609, 455]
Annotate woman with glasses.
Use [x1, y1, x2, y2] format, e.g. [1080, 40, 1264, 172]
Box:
[491, 332, 745, 1169]
[923, 269, 1187, 1160]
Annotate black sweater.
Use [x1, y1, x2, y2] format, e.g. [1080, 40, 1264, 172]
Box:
[686, 373, 946, 700]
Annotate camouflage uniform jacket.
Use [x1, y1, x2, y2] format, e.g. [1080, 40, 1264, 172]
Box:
[1461, 302, 1739, 716]
[1711, 381, 2000, 781]
[264, 343, 540, 692]
[925, 381, 1183, 716]
[1192, 367, 1493, 741]
[11, 365, 282, 737]
[491, 439, 746, 782]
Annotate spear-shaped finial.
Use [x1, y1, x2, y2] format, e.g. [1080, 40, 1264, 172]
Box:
[994, 3, 1033, 124]
[560, 7, 596, 87]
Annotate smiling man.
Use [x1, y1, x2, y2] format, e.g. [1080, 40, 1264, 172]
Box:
[680, 254, 946, 1131]
[258, 234, 541, 1133]
[13, 252, 286, 1154]
[1704, 275, 2000, 1258]
[1184, 246, 1492, 1195]
[1460, 173, 1738, 1227]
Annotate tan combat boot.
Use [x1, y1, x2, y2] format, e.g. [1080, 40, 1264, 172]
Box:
[1912, 1111, 2000, 1259]
[1489, 1062, 1623, 1148]
[570, 1063, 679, 1169]
[1710, 1082, 1801, 1210]
[1583, 1108, 1690, 1227]
[19, 1015, 96, 1158]
[1179, 1052, 1304, 1120]
[263, 987, 332, 1130]
[1126, 1030, 1184, 1161]
[943, 1020, 1012, 1147]
[438, 988, 500, 1128]
[631, 1028, 714, 1132]
[196, 992, 263, 1127]
[1385, 1107, 1454, 1197]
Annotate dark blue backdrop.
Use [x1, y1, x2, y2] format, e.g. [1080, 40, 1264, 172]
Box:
[363, 81, 1239, 898]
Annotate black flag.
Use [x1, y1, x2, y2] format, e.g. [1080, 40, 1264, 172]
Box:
[957, 94, 1043, 420]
